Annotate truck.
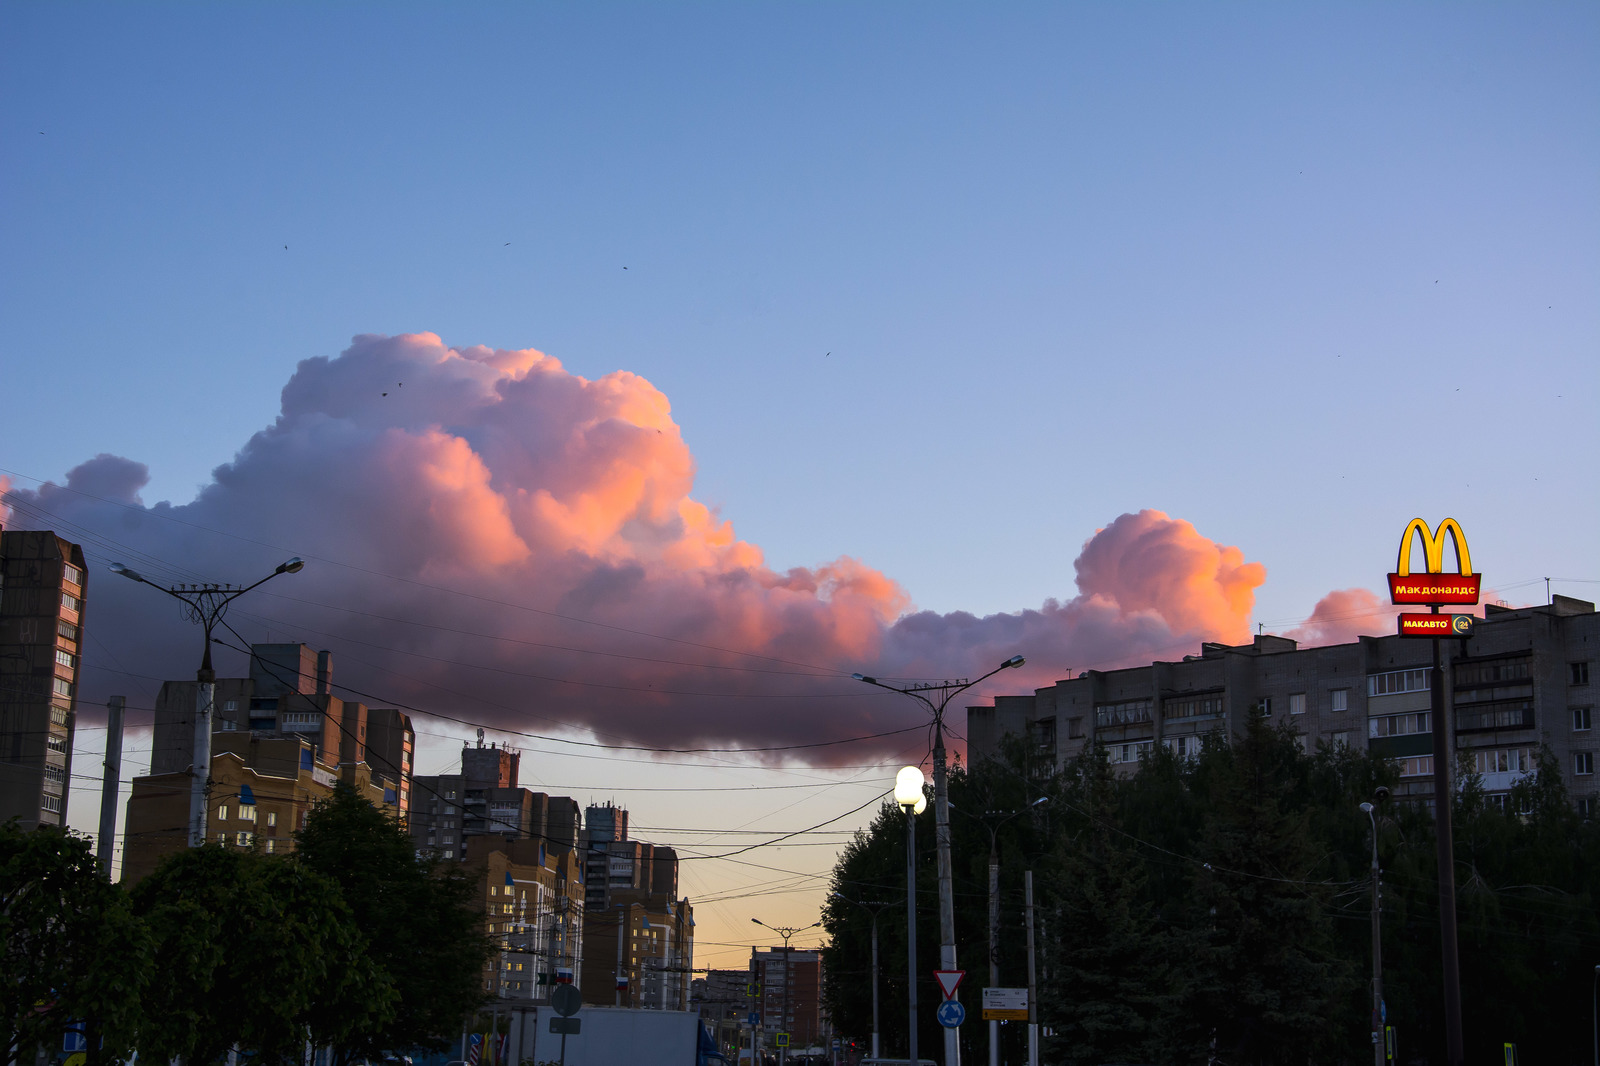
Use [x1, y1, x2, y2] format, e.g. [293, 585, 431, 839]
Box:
[508, 1006, 727, 1066]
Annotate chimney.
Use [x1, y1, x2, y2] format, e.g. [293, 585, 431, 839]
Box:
[316, 650, 332, 695]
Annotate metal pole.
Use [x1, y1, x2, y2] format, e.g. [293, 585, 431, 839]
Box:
[1429, 626, 1464, 1065]
[1024, 871, 1037, 1066]
[870, 911, 881, 1060]
[1364, 804, 1384, 1066]
[616, 908, 626, 1007]
[932, 718, 960, 1066]
[988, 830, 1000, 1066]
[907, 808, 919, 1066]
[1592, 964, 1598, 1066]
[97, 695, 124, 876]
[190, 665, 214, 848]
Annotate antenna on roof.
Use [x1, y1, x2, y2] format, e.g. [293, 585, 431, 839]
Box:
[477, 727, 485, 748]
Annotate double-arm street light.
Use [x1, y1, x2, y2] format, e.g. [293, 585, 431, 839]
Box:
[834, 892, 899, 1059]
[855, 655, 1026, 1066]
[110, 557, 304, 847]
[975, 799, 1046, 1066]
[752, 916, 821, 1066]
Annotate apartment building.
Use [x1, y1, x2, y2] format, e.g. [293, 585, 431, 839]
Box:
[0, 530, 87, 830]
[968, 596, 1599, 815]
[466, 835, 587, 1004]
[409, 740, 582, 859]
[751, 948, 825, 1053]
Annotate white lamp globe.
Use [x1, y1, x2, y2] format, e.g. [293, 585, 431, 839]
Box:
[895, 766, 926, 812]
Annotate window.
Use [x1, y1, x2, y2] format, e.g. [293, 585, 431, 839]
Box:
[43, 764, 65, 787]
[1165, 695, 1224, 719]
[46, 735, 67, 754]
[61, 563, 83, 585]
[1330, 731, 1350, 749]
[55, 649, 74, 670]
[266, 811, 277, 828]
[1331, 689, 1349, 713]
[1580, 797, 1596, 820]
[1369, 669, 1429, 697]
[41, 795, 61, 813]
[1575, 708, 1593, 732]
[217, 804, 229, 822]
[238, 804, 257, 823]
[52, 678, 71, 698]
[1397, 756, 1434, 777]
[1456, 699, 1534, 732]
[50, 705, 69, 726]
[1473, 748, 1533, 775]
[220, 719, 237, 731]
[1289, 693, 1306, 715]
[1105, 740, 1154, 764]
[1163, 735, 1203, 759]
[1095, 700, 1152, 727]
[217, 832, 228, 843]
[1576, 752, 1595, 777]
[1455, 656, 1531, 687]
[444, 849, 454, 858]
[1259, 697, 1273, 716]
[265, 839, 278, 853]
[235, 832, 253, 846]
[1574, 662, 1592, 686]
[1067, 717, 1084, 739]
[60, 592, 80, 612]
[1369, 712, 1430, 738]
[57, 619, 78, 640]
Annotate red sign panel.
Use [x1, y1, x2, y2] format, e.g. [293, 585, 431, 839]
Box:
[1398, 613, 1475, 638]
[1387, 573, 1481, 605]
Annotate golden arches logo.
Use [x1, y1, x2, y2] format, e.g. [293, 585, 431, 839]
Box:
[1395, 517, 1472, 576]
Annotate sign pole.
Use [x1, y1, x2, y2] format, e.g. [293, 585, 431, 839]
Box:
[1431, 611, 1465, 1066]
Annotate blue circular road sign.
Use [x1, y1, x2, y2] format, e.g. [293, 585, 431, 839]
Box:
[936, 1001, 966, 1028]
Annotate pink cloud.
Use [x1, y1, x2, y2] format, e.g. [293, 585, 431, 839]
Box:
[6, 334, 1285, 761]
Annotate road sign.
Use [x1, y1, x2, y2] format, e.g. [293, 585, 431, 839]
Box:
[936, 1001, 966, 1028]
[551, 983, 582, 1017]
[1398, 613, 1473, 638]
[981, 988, 1029, 1021]
[548, 1018, 581, 1035]
[63, 1030, 88, 1054]
[748, 1012, 759, 1026]
[934, 970, 965, 1000]
[776, 1033, 790, 1048]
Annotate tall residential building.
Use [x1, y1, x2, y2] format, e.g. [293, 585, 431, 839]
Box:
[968, 596, 1600, 815]
[0, 530, 87, 830]
[466, 835, 587, 1004]
[751, 948, 825, 1053]
[578, 804, 694, 1010]
[409, 740, 582, 860]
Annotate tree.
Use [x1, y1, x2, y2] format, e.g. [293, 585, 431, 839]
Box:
[295, 784, 491, 1062]
[1039, 749, 1182, 1066]
[131, 844, 394, 1066]
[0, 823, 149, 1066]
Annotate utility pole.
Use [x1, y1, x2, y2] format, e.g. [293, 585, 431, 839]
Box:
[855, 655, 1027, 1066]
[752, 917, 820, 1066]
[1361, 799, 1385, 1066]
[1024, 871, 1038, 1066]
[96, 695, 124, 876]
[834, 893, 895, 1059]
[110, 557, 303, 848]
[981, 800, 1046, 1066]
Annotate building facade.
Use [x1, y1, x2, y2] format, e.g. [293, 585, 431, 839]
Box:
[466, 835, 587, 1004]
[122, 643, 410, 880]
[751, 948, 824, 1053]
[0, 530, 87, 831]
[410, 740, 582, 860]
[968, 597, 1600, 815]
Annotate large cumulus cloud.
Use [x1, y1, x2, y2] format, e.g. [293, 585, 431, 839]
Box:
[5, 333, 1299, 760]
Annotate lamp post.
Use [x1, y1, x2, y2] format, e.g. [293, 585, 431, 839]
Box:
[752, 917, 821, 1066]
[978, 799, 1046, 1066]
[110, 557, 303, 848]
[834, 893, 897, 1059]
[1360, 801, 1384, 1066]
[896, 766, 929, 1066]
[855, 656, 1026, 1066]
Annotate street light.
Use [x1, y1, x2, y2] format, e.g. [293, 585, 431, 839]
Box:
[110, 557, 304, 847]
[895, 766, 928, 1066]
[1360, 800, 1384, 1066]
[752, 917, 821, 1066]
[856, 655, 1026, 1066]
[834, 892, 899, 1059]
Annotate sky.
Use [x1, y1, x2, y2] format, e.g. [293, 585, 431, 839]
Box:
[2, 2, 1597, 972]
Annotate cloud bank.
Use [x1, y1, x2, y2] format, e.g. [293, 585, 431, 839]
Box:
[1, 333, 1376, 760]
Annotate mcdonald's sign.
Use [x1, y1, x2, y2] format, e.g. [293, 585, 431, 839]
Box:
[1387, 518, 1481, 606]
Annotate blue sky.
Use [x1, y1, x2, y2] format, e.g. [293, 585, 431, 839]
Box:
[3, 2, 1597, 961]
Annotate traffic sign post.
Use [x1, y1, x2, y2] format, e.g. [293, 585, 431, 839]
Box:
[549, 980, 582, 1066]
[936, 1001, 966, 1028]
[981, 988, 1029, 1021]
